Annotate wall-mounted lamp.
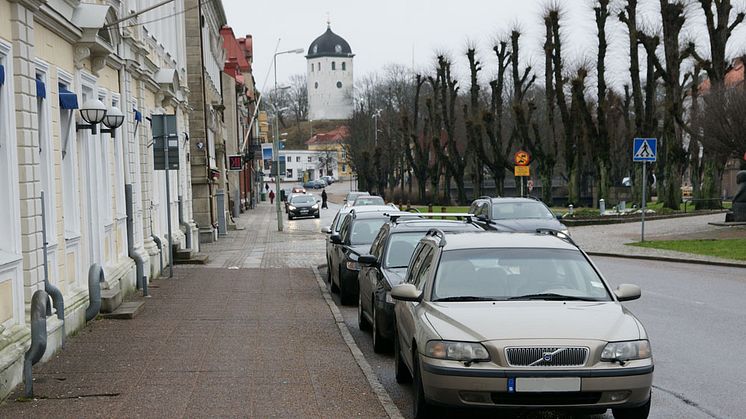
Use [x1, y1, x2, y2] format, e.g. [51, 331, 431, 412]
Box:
[76, 99, 124, 136]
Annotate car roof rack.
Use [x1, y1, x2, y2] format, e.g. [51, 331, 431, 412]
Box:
[535, 228, 578, 248]
[424, 228, 448, 247]
[384, 212, 476, 224]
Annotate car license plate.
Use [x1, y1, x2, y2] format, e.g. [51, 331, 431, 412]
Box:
[301, 210, 308, 213]
[514, 377, 580, 392]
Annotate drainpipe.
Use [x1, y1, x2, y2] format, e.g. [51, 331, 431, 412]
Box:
[40, 191, 64, 347]
[24, 289, 48, 398]
[125, 185, 147, 296]
[152, 234, 164, 276]
[178, 195, 192, 249]
[85, 264, 104, 322]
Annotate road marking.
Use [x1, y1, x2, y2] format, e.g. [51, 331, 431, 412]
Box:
[311, 265, 404, 419]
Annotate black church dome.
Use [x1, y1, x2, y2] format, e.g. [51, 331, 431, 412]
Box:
[307, 25, 353, 58]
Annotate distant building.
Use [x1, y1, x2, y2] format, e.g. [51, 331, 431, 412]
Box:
[306, 126, 352, 178]
[306, 23, 354, 121]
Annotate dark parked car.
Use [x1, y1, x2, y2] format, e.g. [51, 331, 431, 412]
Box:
[357, 216, 482, 352]
[469, 196, 569, 235]
[328, 208, 392, 305]
[323, 204, 396, 284]
[287, 194, 320, 220]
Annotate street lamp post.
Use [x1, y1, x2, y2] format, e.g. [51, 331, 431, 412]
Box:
[272, 47, 304, 232]
[372, 109, 382, 146]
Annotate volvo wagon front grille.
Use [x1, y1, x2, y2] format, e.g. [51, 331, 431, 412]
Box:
[505, 347, 589, 367]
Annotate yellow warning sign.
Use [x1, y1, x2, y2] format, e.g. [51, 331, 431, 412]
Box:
[514, 166, 530, 177]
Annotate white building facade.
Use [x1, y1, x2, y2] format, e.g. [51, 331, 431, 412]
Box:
[306, 24, 353, 121]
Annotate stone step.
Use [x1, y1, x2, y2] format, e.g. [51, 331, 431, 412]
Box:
[173, 253, 209, 265]
[100, 287, 123, 314]
[100, 301, 144, 320]
[173, 248, 194, 260]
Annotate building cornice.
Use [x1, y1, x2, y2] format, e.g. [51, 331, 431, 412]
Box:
[36, 4, 83, 44]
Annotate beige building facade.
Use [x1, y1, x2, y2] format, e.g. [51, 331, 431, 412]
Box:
[0, 0, 206, 399]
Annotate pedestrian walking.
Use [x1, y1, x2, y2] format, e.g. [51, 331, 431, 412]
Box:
[269, 190, 275, 205]
[265, 183, 270, 192]
[321, 188, 328, 209]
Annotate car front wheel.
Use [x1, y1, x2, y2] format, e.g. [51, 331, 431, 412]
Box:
[412, 351, 433, 419]
[393, 325, 411, 384]
[372, 301, 388, 353]
[358, 292, 370, 330]
[612, 394, 651, 419]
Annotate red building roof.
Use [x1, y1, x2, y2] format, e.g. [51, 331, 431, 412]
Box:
[305, 126, 350, 146]
[699, 58, 745, 93]
[220, 26, 252, 77]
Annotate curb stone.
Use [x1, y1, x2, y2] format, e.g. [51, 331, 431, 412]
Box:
[311, 265, 404, 419]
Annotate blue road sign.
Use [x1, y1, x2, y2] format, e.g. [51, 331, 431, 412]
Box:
[633, 138, 657, 162]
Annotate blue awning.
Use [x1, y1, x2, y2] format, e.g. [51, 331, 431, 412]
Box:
[36, 78, 46, 99]
[0, 64, 5, 86]
[58, 86, 78, 110]
[134, 109, 142, 122]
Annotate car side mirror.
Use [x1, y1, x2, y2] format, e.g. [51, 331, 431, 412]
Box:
[556, 214, 564, 221]
[358, 255, 378, 267]
[322, 227, 332, 234]
[391, 284, 423, 302]
[614, 284, 641, 302]
[330, 234, 342, 245]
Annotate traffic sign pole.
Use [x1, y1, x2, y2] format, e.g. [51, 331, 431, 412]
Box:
[641, 162, 646, 243]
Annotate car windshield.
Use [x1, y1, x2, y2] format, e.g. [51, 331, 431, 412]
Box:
[491, 202, 554, 220]
[432, 248, 611, 301]
[354, 196, 385, 206]
[350, 219, 387, 245]
[385, 232, 426, 268]
[291, 196, 316, 204]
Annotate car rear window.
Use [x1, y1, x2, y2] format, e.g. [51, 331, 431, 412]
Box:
[350, 219, 387, 245]
[385, 232, 426, 268]
[491, 202, 554, 220]
[354, 196, 385, 206]
[432, 248, 611, 301]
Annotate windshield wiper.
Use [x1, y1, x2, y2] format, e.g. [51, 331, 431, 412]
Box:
[434, 296, 497, 302]
[508, 293, 601, 301]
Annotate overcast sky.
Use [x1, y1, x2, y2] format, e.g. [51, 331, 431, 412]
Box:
[222, 0, 746, 91]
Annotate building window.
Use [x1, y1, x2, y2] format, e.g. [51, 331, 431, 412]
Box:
[342, 164, 347, 172]
[296, 156, 300, 162]
[317, 62, 320, 71]
[336, 81, 342, 89]
[59, 80, 80, 237]
[314, 82, 318, 89]
[332, 62, 336, 70]
[286, 169, 293, 179]
[311, 64, 314, 72]
[343, 62, 347, 71]
[308, 156, 312, 163]
[0, 45, 22, 263]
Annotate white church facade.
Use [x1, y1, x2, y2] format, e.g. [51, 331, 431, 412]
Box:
[306, 25, 354, 121]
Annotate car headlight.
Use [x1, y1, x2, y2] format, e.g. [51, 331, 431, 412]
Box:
[345, 260, 360, 271]
[426, 340, 491, 362]
[288, 205, 296, 211]
[312, 203, 319, 209]
[561, 228, 570, 236]
[601, 340, 651, 362]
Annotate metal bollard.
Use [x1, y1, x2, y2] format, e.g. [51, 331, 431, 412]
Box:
[24, 290, 48, 398]
[569, 204, 574, 216]
[599, 199, 606, 214]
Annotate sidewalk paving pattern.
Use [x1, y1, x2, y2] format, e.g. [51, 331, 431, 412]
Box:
[0, 201, 387, 418]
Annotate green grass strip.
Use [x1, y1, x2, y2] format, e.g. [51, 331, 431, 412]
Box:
[628, 239, 746, 261]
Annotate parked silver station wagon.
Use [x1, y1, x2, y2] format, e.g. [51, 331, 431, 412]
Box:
[391, 230, 652, 418]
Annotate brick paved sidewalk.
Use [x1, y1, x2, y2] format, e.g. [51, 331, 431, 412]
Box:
[0, 201, 388, 418]
[0, 267, 387, 418]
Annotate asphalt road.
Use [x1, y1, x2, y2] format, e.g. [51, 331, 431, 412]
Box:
[293, 181, 745, 418]
[321, 257, 745, 419]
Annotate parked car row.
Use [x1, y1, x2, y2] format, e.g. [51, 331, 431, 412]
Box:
[302, 176, 336, 190]
[322, 196, 652, 418]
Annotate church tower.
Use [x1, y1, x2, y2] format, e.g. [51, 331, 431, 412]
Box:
[306, 23, 354, 120]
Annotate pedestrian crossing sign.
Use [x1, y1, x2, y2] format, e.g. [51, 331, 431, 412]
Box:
[633, 138, 657, 162]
